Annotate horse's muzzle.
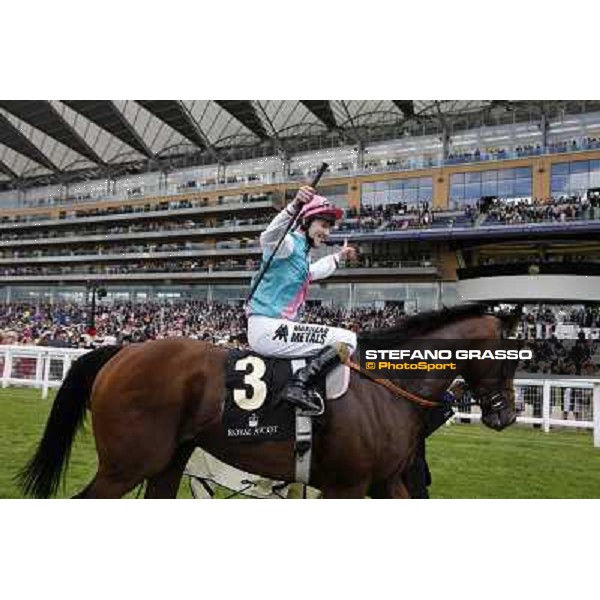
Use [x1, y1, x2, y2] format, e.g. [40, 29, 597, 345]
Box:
[482, 408, 517, 431]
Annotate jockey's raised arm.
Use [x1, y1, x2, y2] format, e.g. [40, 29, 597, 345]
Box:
[259, 186, 314, 257]
[246, 186, 358, 412]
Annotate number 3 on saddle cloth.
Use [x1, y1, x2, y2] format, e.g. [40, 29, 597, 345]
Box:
[223, 349, 350, 443]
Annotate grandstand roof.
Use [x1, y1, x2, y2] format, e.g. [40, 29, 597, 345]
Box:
[0, 100, 597, 188]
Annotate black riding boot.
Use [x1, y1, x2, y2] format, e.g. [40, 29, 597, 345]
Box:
[283, 343, 349, 412]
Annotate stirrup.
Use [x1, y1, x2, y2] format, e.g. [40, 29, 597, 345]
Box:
[296, 390, 325, 416]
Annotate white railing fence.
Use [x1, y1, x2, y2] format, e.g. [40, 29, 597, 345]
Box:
[0, 345, 88, 399]
[2, 345, 600, 447]
[454, 378, 600, 447]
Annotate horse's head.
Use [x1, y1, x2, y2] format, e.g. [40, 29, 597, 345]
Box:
[461, 307, 522, 431]
[463, 358, 518, 431]
[358, 303, 524, 431]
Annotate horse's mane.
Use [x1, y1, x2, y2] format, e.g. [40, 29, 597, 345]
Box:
[358, 303, 490, 345]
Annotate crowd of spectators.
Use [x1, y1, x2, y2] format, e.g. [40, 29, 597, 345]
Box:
[0, 238, 261, 261]
[0, 252, 436, 276]
[1, 214, 273, 243]
[0, 301, 410, 348]
[335, 194, 600, 235]
[446, 138, 600, 166]
[518, 305, 600, 337]
[4, 185, 600, 252]
[7, 192, 275, 225]
[446, 146, 518, 164]
[513, 306, 600, 375]
[1, 301, 598, 377]
[521, 337, 599, 376]
[0, 258, 259, 277]
[481, 195, 600, 225]
[336, 202, 437, 232]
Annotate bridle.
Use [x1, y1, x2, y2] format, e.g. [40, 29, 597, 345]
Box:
[464, 322, 515, 417]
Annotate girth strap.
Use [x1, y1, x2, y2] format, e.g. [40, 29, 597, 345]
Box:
[294, 410, 313, 484]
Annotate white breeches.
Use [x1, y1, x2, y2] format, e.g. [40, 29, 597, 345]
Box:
[247, 315, 357, 359]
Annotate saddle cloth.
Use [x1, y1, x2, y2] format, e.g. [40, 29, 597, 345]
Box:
[223, 349, 350, 443]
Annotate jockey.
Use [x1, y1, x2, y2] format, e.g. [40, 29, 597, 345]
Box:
[247, 185, 358, 411]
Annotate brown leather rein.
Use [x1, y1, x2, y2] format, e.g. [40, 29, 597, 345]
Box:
[347, 360, 441, 408]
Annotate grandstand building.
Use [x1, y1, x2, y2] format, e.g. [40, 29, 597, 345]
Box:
[1, 100, 599, 311]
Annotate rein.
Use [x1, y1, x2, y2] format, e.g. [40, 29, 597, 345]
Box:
[347, 360, 441, 408]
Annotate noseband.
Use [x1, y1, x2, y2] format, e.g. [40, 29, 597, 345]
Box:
[469, 342, 513, 417]
[474, 388, 511, 416]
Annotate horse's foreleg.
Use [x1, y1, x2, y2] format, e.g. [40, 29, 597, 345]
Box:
[144, 444, 195, 499]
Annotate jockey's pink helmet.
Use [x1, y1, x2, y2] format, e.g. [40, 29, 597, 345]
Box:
[299, 195, 343, 225]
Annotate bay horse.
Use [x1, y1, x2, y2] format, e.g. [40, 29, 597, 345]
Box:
[19, 303, 520, 499]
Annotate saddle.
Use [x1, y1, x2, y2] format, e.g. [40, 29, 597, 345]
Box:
[223, 349, 350, 483]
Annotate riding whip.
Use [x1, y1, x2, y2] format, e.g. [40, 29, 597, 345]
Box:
[246, 162, 329, 303]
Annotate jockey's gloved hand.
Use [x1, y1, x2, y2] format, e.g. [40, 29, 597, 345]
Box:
[293, 186, 315, 208]
[339, 238, 358, 262]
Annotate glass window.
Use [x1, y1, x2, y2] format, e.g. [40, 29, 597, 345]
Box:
[498, 168, 514, 181]
[498, 179, 514, 196]
[551, 176, 568, 193]
[466, 171, 481, 183]
[590, 171, 600, 187]
[514, 167, 532, 178]
[212, 285, 247, 302]
[514, 179, 532, 195]
[373, 190, 388, 206]
[375, 181, 388, 191]
[569, 172, 589, 190]
[403, 188, 418, 202]
[450, 184, 464, 200]
[361, 191, 375, 207]
[571, 160, 589, 174]
[418, 186, 433, 201]
[589, 160, 600, 173]
[329, 192, 349, 208]
[481, 170, 497, 182]
[440, 282, 460, 306]
[389, 179, 404, 190]
[481, 181, 497, 196]
[451, 173, 465, 185]
[362, 183, 376, 194]
[551, 162, 569, 176]
[406, 283, 438, 312]
[464, 182, 481, 199]
[308, 283, 351, 308]
[419, 177, 433, 187]
[386, 189, 400, 203]
[405, 178, 418, 189]
[354, 283, 407, 306]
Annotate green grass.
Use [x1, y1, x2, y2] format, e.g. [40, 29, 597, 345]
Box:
[428, 422, 600, 498]
[0, 387, 193, 499]
[1, 387, 599, 499]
